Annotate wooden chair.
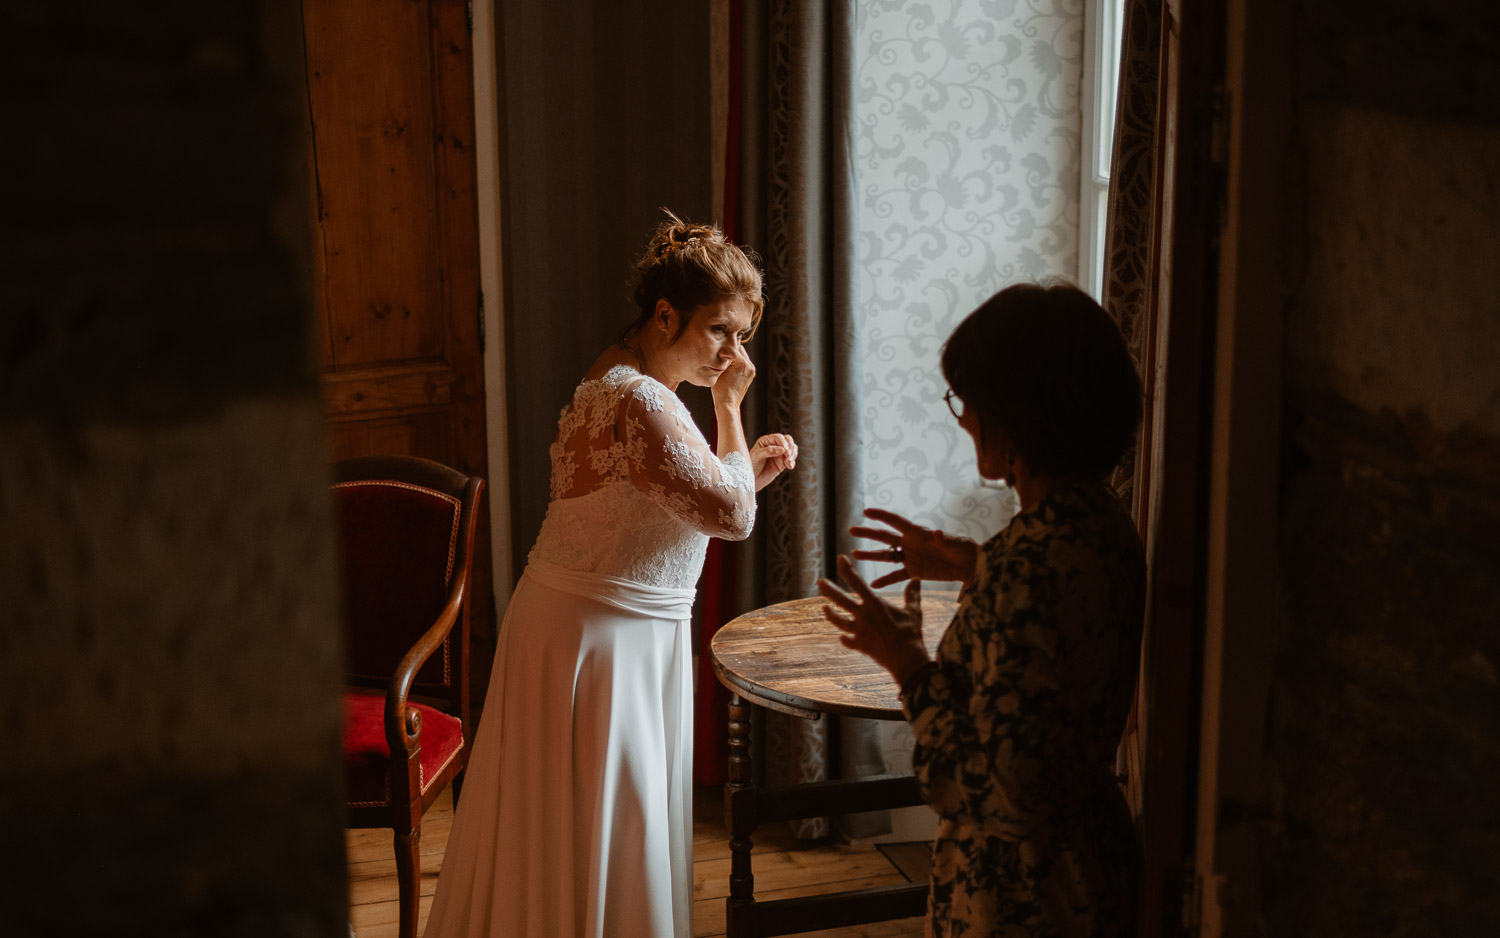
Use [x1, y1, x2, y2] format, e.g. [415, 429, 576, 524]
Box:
[332, 456, 485, 938]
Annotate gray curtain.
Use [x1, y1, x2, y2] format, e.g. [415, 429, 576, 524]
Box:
[1100, 0, 1161, 817]
[497, 1, 716, 580]
[1102, 0, 1162, 505]
[735, 0, 884, 840]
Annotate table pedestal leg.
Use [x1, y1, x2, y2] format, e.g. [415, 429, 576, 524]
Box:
[725, 694, 756, 937]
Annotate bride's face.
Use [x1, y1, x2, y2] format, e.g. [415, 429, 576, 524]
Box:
[655, 296, 755, 389]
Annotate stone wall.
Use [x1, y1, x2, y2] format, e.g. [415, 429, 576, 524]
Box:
[0, 2, 347, 935]
[1264, 2, 1500, 934]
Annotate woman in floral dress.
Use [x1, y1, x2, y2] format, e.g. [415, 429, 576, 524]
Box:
[819, 281, 1146, 938]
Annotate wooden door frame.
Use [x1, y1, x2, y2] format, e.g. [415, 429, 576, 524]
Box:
[1132, 0, 1228, 935]
[1138, 2, 1292, 935]
[1191, 0, 1291, 933]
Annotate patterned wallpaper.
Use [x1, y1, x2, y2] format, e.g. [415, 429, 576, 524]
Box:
[854, 0, 1085, 541]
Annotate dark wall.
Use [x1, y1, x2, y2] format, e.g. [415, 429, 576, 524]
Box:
[498, 1, 716, 574]
[0, 2, 347, 934]
[1263, 2, 1500, 934]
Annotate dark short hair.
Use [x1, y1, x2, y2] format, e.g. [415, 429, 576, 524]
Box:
[940, 281, 1142, 479]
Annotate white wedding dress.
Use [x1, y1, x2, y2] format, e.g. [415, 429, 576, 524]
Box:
[424, 365, 755, 938]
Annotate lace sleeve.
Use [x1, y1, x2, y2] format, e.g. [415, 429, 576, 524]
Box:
[618, 377, 756, 540]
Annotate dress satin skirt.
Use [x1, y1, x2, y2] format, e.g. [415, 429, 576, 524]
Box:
[423, 562, 696, 938]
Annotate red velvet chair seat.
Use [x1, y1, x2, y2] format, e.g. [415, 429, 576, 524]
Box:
[342, 690, 465, 807]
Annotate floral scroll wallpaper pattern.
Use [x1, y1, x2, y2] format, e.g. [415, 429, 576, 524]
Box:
[854, 0, 1085, 541]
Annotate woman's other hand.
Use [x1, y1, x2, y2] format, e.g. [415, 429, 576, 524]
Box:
[711, 344, 756, 410]
[818, 555, 931, 684]
[749, 433, 798, 491]
[850, 508, 979, 588]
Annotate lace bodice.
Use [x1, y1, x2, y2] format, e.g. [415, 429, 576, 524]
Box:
[526, 365, 756, 589]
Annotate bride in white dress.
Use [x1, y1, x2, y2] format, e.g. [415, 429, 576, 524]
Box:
[424, 215, 796, 938]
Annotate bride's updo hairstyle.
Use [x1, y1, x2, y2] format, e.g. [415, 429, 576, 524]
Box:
[620, 210, 764, 345]
[941, 280, 1143, 480]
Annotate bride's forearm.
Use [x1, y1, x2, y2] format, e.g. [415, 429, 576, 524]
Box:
[715, 402, 751, 464]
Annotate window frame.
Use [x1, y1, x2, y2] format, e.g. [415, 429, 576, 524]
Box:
[1077, 0, 1125, 301]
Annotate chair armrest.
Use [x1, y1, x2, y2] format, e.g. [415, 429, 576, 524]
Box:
[383, 567, 469, 755]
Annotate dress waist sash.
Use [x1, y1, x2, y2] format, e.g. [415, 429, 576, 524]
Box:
[524, 559, 697, 621]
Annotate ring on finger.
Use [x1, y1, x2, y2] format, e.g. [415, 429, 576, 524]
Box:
[892, 547, 905, 564]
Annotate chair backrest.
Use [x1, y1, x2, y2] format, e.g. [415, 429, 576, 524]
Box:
[331, 456, 483, 699]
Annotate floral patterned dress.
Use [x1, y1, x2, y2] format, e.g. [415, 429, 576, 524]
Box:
[901, 479, 1146, 938]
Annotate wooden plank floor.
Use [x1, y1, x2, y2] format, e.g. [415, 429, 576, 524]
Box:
[347, 784, 931, 938]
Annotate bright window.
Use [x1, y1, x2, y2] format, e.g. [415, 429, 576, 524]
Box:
[855, 0, 1125, 536]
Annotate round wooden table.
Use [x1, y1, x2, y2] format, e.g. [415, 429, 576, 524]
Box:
[707, 588, 961, 938]
[710, 588, 960, 720]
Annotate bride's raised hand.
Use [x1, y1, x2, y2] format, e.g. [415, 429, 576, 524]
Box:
[749, 433, 797, 491]
[712, 344, 756, 410]
[850, 507, 979, 588]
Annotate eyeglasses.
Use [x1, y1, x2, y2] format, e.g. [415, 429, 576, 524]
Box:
[943, 388, 963, 419]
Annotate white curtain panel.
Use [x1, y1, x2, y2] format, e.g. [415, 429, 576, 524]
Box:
[855, 0, 1087, 541]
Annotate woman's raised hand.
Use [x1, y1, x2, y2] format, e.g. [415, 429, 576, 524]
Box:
[712, 344, 756, 410]
[749, 433, 798, 491]
[818, 555, 931, 684]
[850, 507, 979, 588]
